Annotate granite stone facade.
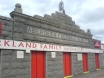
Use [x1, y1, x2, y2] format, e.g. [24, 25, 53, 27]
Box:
[88, 53, 96, 72]
[71, 53, 83, 76]
[99, 53, 104, 69]
[46, 52, 63, 78]
[103, 53, 104, 68]
[1, 50, 30, 78]
[0, 3, 103, 78]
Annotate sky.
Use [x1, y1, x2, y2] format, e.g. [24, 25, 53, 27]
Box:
[0, 0, 104, 43]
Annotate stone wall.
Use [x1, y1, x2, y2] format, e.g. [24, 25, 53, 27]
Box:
[10, 8, 93, 48]
[0, 15, 13, 40]
[0, 51, 1, 78]
[1, 50, 30, 78]
[46, 52, 63, 78]
[71, 53, 83, 76]
[0, 14, 30, 78]
[88, 53, 96, 72]
[99, 53, 103, 69]
[103, 53, 104, 68]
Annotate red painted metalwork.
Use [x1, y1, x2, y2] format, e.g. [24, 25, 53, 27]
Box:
[37, 51, 45, 78]
[63, 52, 71, 76]
[31, 51, 45, 78]
[95, 53, 99, 69]
[82, 53, 88, 72]
[31, 51, 37, 78]
[63, 52, 67, 76]
[66, 52, 71, 76]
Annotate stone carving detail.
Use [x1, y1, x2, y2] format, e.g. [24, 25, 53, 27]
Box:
[87, 29, 91, 34]
[24, 25, 89, 43]
[87, 29, 93, 37]
[59, 1, 65, 14]
[14, 3, 22, 13]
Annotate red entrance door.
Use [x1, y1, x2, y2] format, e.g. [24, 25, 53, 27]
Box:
[95, 53, 99, 69]
[82, 53, 88, 72]
[31, 51, 45, 78]
[63, 52, 72, 77]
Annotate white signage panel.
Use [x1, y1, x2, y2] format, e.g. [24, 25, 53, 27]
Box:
[0, 39, 103, 53]
[26, 49, 30, 53]
[101, 44, 104, 49]
[51, 52, 56, 58]
[77, 53, 82, 61]
[17, 51, 24, 58]
[63, 46, 81, 52]
[0, 39, 63, 51]
[81, 48, 103, 53]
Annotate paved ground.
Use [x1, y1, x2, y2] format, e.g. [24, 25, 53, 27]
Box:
[72, 69, 104, 78]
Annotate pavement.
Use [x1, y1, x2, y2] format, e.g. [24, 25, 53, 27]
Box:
[72, 69, 104, 78]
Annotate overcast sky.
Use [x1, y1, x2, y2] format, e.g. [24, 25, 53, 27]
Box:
[0, 0, 104, 43]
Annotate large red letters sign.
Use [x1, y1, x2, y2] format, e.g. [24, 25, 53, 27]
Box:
[0, 39, 102, 53]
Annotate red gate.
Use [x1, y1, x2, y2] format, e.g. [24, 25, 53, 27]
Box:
[63, 52, 72, 77]
[31, 51, 45, 78]
[82, 53, 88, 73]
[95, 53, 99, 69]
